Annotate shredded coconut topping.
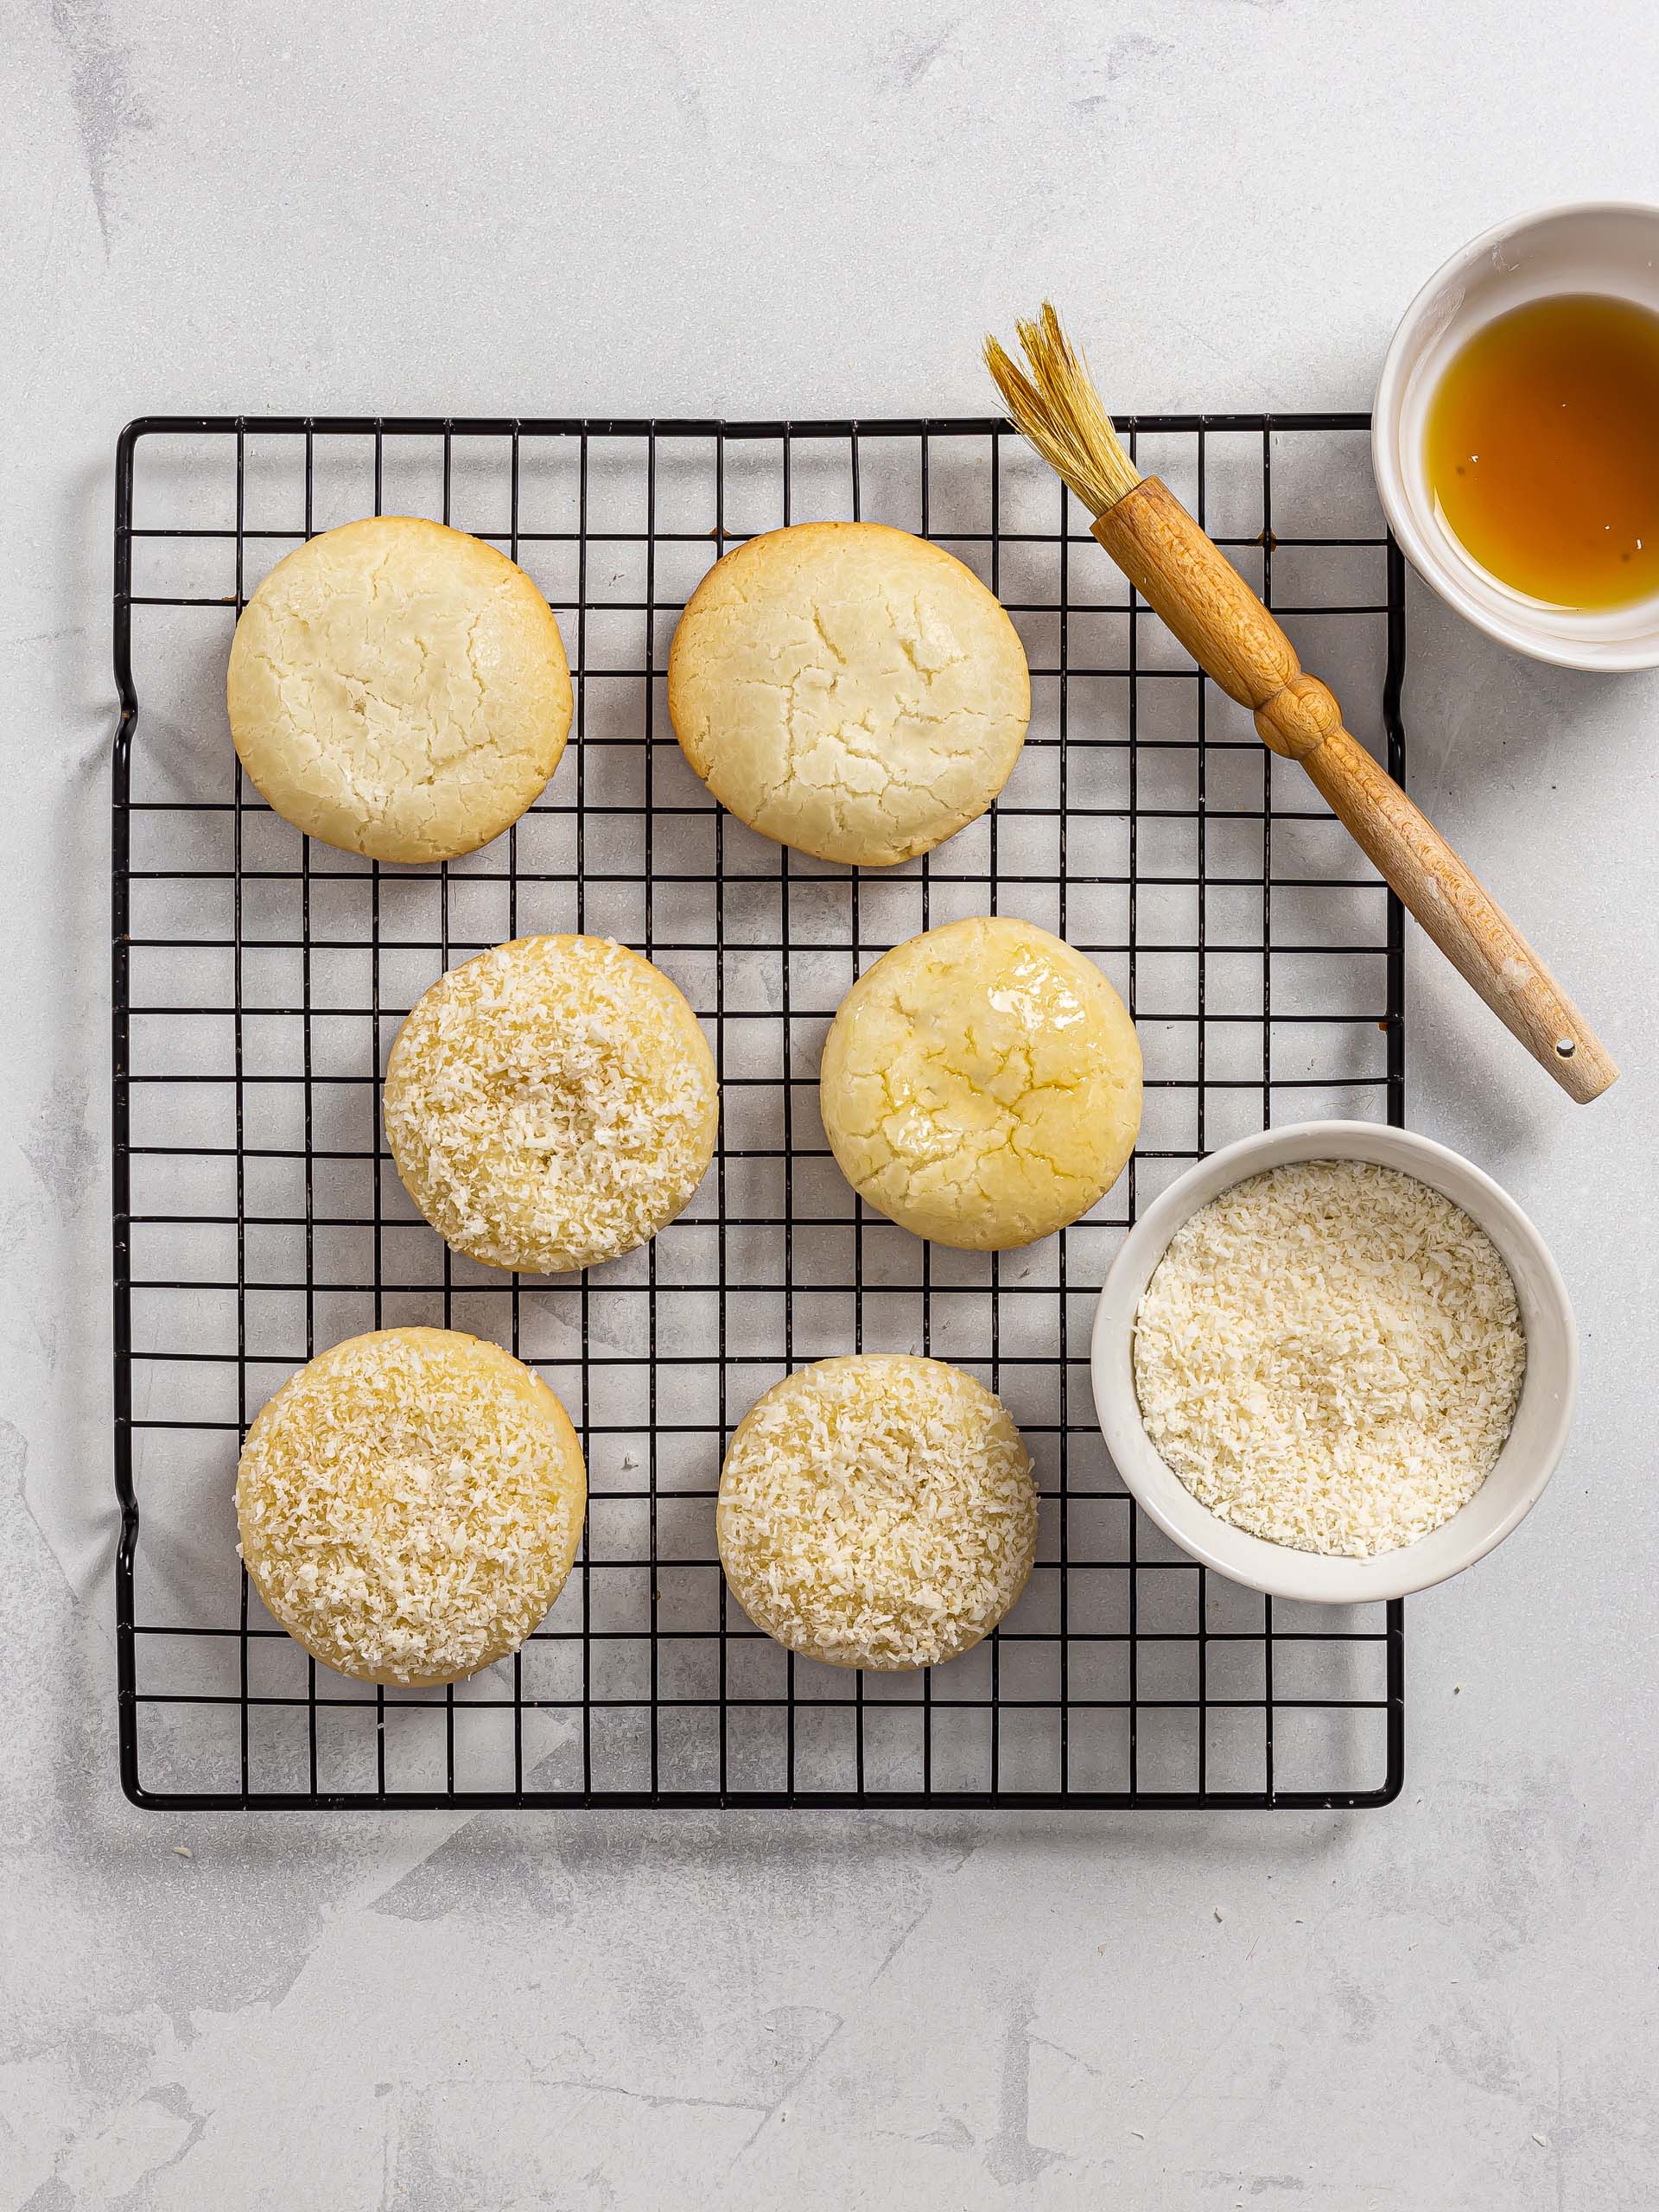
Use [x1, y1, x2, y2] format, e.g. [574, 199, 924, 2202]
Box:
[1132, 1160, 1527, 1558]
[236, 1328, 585, 1688]
[383, 935, 718, 1274]
[716, 1354, 1038, 1671]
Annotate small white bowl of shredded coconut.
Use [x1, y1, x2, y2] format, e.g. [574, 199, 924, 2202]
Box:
[1091, 1122, 1577, 1604]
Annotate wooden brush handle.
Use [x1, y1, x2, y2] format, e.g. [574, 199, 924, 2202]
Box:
[1093, 477, 1618, 1104]
[1300, 731, 1616, 1103]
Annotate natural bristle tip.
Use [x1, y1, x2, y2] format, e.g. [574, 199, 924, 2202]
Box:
[982, 302, 1141, 518]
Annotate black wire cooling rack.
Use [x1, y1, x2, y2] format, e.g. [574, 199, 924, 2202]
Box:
[112, 414, 1407, 1811]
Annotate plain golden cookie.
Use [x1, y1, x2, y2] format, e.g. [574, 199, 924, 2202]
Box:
[667, 521, 1029, 868]
[384, 934, 718, 1275]
[227, 516, 571, 864]
[236, 1327, 586, 1688]
[716, 1354, 1037, 1671]
[820, 915, 1142, 1251]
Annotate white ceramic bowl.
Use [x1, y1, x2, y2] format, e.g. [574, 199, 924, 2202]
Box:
[1372, 200, 1659, 671]
[1090, 1121, 1576, 1604]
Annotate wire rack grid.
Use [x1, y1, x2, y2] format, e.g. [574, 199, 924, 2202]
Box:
[112, 411, 1407, 1811]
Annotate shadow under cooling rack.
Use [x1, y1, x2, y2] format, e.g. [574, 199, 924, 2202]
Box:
[112, 414, 1407, 1810]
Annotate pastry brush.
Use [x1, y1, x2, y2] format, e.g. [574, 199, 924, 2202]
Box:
[984, 305, 1618, 1104]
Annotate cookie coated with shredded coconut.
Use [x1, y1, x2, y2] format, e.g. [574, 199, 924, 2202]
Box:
[384, 934, 718, 1275]
[716, 1353, 1037, 1671]
[236, 1327, 587, 1688]
[1132, 1160, 1527, 1558]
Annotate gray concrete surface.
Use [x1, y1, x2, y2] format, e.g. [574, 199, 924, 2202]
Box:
[4, 3, 1657, 2204]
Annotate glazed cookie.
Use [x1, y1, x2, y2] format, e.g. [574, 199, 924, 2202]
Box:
[228, 516, 571, 863]
[820, 915, 1141, 1250]
[236, 1327, 586, 1688]
[667, 521, 1029, 867]
[384, 935, 718, 1274]
[716, 1354, 1037, 1671]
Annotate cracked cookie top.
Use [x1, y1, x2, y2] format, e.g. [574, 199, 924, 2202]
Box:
[820, 916, 1142, 1251]
[666, 521, 1029, 868]
[227, 516, 571, 864]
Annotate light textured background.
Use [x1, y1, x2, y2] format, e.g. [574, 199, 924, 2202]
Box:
[5, 3, 1657, 2205]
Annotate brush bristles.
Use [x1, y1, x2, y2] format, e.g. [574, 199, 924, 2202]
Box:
[982, 303, 1142, 518]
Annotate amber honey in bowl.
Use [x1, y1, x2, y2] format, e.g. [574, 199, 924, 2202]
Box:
[1424, 292, 1659, 609]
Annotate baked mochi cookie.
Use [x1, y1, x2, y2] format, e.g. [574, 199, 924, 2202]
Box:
[236, 1327, 586, 1688]
[820, 915, 1142, 1251]
[384, 935, 718, 1274]
[227, 516, 571, 863]
[667, 521, 1029, 867]
[716, 1355, 1037, 1671]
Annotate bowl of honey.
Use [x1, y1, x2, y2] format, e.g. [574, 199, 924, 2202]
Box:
[1374, 202, 1659, 670]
